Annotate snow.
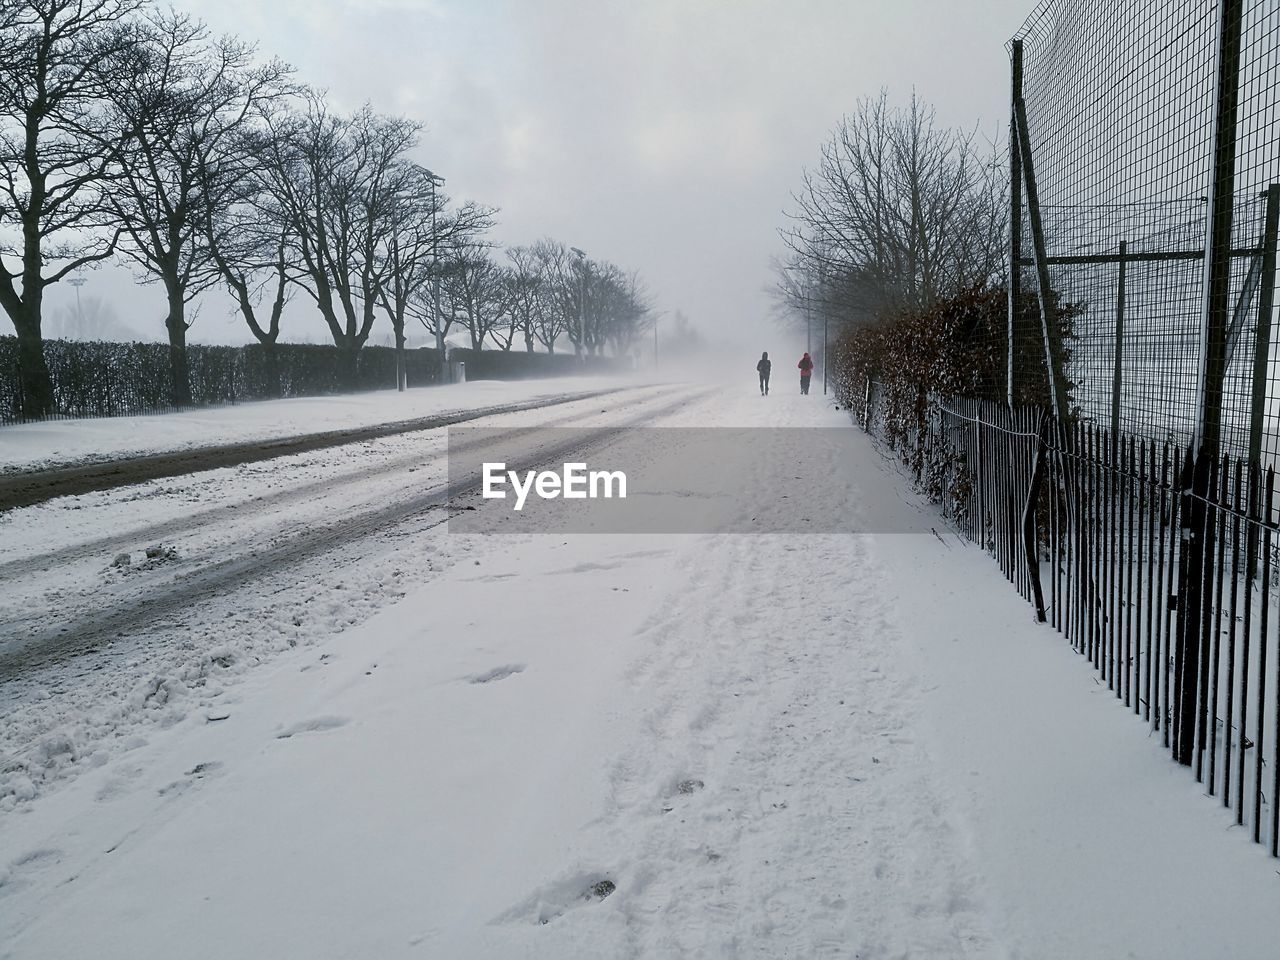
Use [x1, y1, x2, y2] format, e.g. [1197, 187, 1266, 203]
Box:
[0, 374, 645, 472]
[1, 379, 1277, 959]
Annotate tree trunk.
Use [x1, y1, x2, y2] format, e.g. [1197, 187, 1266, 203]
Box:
[338, 341, 360, 390]
[13, 313, 54, 419]
[165, 295, 192, 408]
[394, 321, 407, 392]
[262, 340, 282, 399]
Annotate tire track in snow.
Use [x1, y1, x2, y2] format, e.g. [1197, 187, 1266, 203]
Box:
[0, 386, 715, 680]
[0, 385, 677, 580]
[0, 386, 635, 511]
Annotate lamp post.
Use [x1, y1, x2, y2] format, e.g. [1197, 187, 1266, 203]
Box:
[413, 165, 447, 382]
[823, 301, 829, 396]
[570, 246, 587, 362]
[805, 284, 811, 356]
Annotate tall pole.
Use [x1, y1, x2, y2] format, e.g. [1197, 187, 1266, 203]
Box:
[429, 173, 446, 383]
[68, 275, 86, 337]
[1111, 240, 1127, 453]
[393, 222, 405, 392]
[1008, 40, 1023, 408]
[571, 247, 587, 362]
[1175, 0, 1244, 768]
[823, 300, 829, 395]
[805, 284, 812, 355]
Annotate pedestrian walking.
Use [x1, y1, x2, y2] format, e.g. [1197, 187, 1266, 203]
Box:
[757, 352, 772, 396]
[798, 352, 814, 395]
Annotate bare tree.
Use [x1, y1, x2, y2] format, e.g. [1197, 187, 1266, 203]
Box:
[534, 238, 591, 358]
[105, 8, 292, 405]
[382, 174, 493, 385]
[208, 214, 293, 394]
[437, 241, 509, 351]
[504, 244, 545, 353]
[527, 238, 571, 353]
[254, 94, 420, 386]
[378, 163, 440, 387]
[782, 91, 1004, 328]
[0, 0, 143, 416]
[597, 267, 652, 358]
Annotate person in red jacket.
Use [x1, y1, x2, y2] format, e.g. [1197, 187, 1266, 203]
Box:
[798, 352, 814, 394]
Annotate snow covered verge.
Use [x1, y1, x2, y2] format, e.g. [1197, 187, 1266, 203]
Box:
[0, 385, 689, 812]
[0, 373, 652, 472]
[1, 386, 1277, 959]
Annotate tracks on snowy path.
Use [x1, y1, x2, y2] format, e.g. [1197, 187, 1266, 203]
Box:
[0, 386, 629, 511]
[0, 386, 712, 680]
[0, 386, 669, 582]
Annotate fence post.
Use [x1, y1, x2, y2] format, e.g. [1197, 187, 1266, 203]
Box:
[1111, 241, 1127, 457]
[1193, 0, 1244, 461]
[1013, 89, 1069, 419]
[976, 405, 987, 547]
[1175, 451, 1215, 765]
[1246, 185, 1280, 578]
[1023, 409, 1050, 621]
[1176, 0, 1244, 767]
[1008, 39, 1024, 409]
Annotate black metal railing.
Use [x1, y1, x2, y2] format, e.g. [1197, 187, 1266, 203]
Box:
[867, 379, 1280, 857]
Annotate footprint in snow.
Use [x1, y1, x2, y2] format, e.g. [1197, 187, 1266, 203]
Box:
[661, 777, 705, 812]
[467, 664, 525, 684]
[275, 716, 350, 739]
[158, 760, 225, 797]
[493, 873, 617, 926]
[0, 848, 63, 897]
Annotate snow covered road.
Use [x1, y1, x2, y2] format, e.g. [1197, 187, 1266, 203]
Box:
[2, 381, 1278, 959]
[0, 384, 702, 675]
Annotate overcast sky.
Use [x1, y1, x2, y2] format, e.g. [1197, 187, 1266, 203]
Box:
[55, 0, 1036, 352]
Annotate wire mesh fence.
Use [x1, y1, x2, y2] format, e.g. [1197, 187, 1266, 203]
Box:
[855, 0, 1280, 860]
[1009, 0, 1280, 463]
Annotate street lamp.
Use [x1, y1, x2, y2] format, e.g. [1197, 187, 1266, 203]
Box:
[413, 164, 447, 382]
[823, 299, 829, 396]
[570, 246, 586, 362]
[805, 285, 811, 356]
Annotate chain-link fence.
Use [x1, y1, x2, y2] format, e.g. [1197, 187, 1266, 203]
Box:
[1009, 0, 1280, 464]
[853, 0, 1280, 860]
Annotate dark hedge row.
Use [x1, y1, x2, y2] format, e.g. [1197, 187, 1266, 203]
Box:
[0, 337, 622, 424]
[446, 347, 620, 381]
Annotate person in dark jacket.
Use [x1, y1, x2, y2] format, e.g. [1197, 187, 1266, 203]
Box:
[756, 352, 771, 395]
[798, 352, 814, 394]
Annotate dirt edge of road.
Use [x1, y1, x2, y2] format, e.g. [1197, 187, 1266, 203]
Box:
[0, 387, 628, 512]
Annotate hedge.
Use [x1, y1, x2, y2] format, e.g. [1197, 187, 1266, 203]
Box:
[1, 338, 622, 424]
